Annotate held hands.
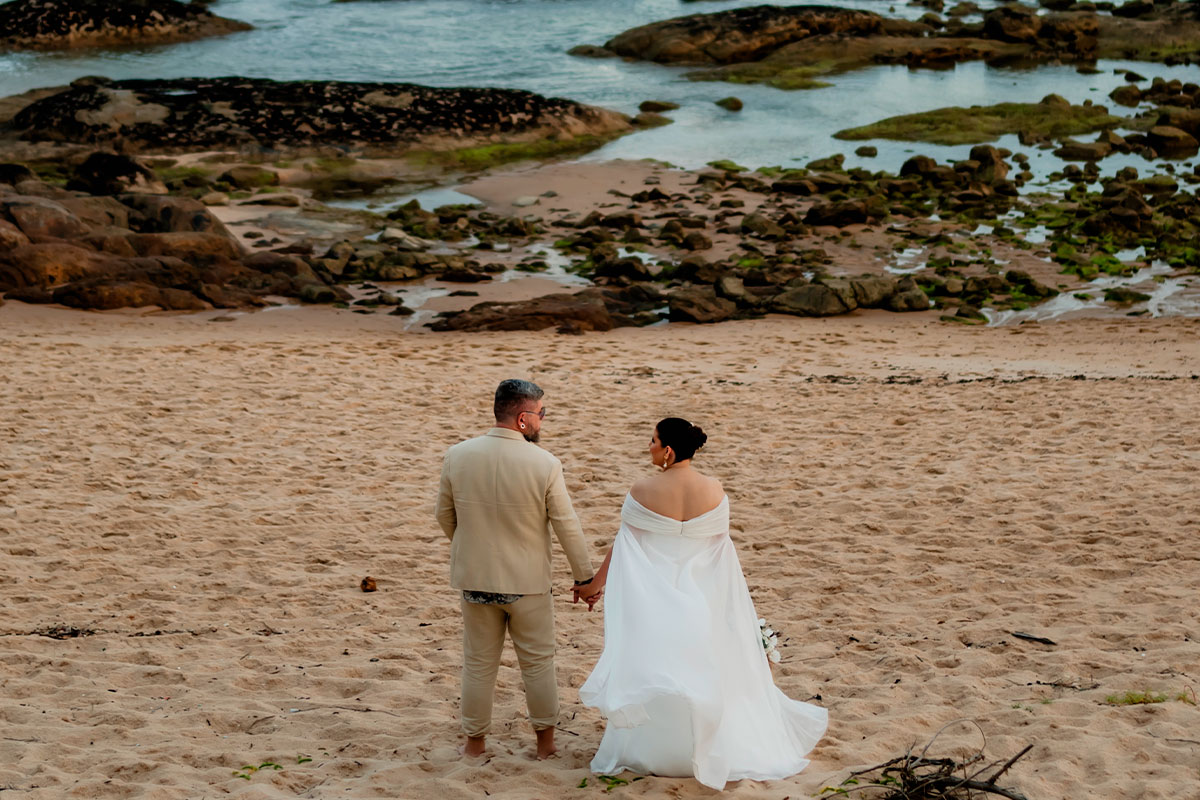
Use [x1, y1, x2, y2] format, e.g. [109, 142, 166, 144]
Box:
[573, 577, 604, 611]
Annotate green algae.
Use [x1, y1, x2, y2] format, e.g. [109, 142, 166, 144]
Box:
[833, 101, 1125, 145]
[409, 134, 616, 172]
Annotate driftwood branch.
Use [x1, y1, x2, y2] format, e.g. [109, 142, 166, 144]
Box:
[827, 722, 1032, 800]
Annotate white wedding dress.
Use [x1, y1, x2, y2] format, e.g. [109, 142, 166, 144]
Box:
[579, 493, 828, 790]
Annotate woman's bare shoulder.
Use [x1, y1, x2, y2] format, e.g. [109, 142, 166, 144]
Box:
[629, 475, 658, 500]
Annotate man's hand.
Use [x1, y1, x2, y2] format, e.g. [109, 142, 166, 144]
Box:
[573, 578, 604, 611]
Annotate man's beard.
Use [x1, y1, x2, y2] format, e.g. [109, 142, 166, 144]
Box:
[523, 430, 540, 443]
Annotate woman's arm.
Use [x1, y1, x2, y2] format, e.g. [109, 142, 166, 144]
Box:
[575, 545, 613, 610]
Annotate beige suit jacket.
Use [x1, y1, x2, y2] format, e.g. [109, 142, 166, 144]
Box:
[436, 427, 595, 594]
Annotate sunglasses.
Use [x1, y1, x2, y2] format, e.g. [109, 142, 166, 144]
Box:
[520, 408, 547, 420]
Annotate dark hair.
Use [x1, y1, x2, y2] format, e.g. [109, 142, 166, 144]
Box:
[494, 379, 544, 421]
[656, 417, 707, 461]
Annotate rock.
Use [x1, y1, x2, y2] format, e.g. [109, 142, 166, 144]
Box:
[668, 285, 737, 323]
[953, 304, 987, 322]
[670, 255, 725, 285]
[217, 165, 279, 190]
[1054, 139, 1112, 160]
[919, 12, 946, 29]
[513, 196, 540, 207]
[804, 200, 872, 227]
[430, 288, 615, 332]
[3, 285, 53, 304]
[900, 155, 940, 176]
[0, 164, 37, 186]
[848, 274, 897, 307]
[67, 152, 164, 195]
[0, 196, 89, 240]
[633, 111, 673, 128]
[195, 283, 265, 309]
[968, 144, 1009, 182]
[814, 277, 860, 311]
[0, 0, 252, 51]
[639, 100, 680, 112]
[715, 97, 743, 112]
[603, 5, 883, 65]
[601, 211, 642, 229]
[741, 212, 786, 238]
[1103, 287, 1150, 304]
[984, 5, 1042, 42]
[715, 275, 752, 305]
[0, 242, 115, 289]
[440, 268, 493, 283]
[1109, 84, 1143, 107]
[125, 231, 244, 265]
[119, 194, 231, 235]
[1005, 269, 1058, 298]
[1147, 125, 1199, 157]
[378, 228, 435, 251]
[771, 284, 853, 316]
[1096, 129, 1129, 152]
[1157, 108, 1200, 137]
[1112, 0, 1155, 18]
[771, 179, 818, 196]
[886, 280, 931, 312]
[52, 279, 204, 311]
[682, 231, 712, 251]
[298, 283, 339, 304]
[240, 193, 301, 207]
[854, 145, 878, 157]
[567, 44, 616, 58]
[200, 192, 228, 206]
[0, 220, 31, 250]
[11, 78, 632, 154]
[593, 258, 652, 283]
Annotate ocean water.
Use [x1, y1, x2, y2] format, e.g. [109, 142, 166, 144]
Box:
[0, 0, 1194, 173]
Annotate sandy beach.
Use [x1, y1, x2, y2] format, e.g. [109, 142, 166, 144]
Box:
[0, 303, 1197, 799]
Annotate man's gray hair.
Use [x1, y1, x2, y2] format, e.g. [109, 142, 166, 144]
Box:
[494, 379, 544, 421]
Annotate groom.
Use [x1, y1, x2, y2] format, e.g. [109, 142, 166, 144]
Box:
[435, 378, 601, 759]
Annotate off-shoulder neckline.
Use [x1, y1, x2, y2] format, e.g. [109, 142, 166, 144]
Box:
[625, 492, 728, 523]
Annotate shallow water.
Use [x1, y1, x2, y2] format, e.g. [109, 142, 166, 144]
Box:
[2, 0, 1195, 175]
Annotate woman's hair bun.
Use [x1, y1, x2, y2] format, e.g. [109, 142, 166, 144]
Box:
[656, 417, 708, 461]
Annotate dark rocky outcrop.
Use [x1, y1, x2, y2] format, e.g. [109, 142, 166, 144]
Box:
[668, 285, 738, 323]
[429, 288, 616, 332]
[0, 0, 252, 51]
[603, 5, 884, 65]
[67, 152, 165, 196]
[591, 2, 1200, 91]
[0, 166, 362, 312]
[10, 78, 632, 155]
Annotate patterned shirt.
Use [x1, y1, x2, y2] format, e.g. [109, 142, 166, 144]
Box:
[462, 590, 523, 605]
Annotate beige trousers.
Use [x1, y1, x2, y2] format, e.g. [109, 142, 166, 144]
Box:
[460, 591, 557, 737]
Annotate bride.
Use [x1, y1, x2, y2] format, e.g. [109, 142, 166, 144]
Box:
[578, 418, 827, 791]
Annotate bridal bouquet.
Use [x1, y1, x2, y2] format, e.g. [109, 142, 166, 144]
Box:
[759, 619, 782, 664]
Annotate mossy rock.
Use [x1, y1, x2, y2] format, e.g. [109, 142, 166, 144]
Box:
[834, 99, 1126, 145]
[1103, 287, 1151, 304]
[707, 159, 748, 172]
[715, 97, 744, 112]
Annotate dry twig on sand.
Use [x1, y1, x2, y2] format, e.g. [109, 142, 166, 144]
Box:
[822, 720, 1032, 800]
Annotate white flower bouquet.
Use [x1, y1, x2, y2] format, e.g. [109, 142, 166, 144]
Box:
[759, 618, 781, 664]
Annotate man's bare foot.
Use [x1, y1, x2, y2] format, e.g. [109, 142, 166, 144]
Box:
[461, 735, 486, 758]
[535, 727, 557, 760]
